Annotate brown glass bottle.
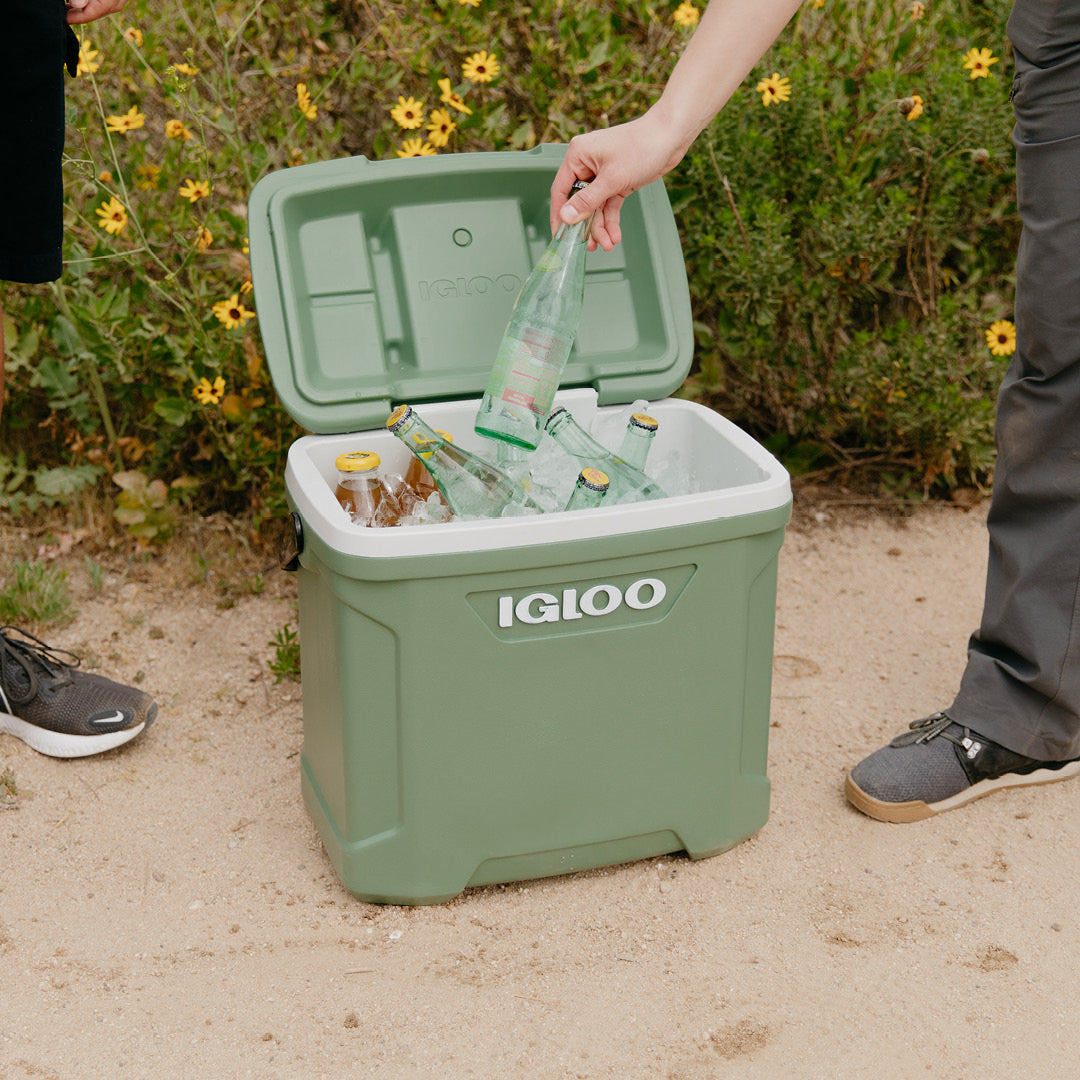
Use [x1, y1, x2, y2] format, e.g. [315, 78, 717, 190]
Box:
[402, 430, 453, 503]
[334, 450, 401, 527]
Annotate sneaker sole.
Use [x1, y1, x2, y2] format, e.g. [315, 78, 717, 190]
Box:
[0, 711, 148, 759]
[845, 759, 1080, 823]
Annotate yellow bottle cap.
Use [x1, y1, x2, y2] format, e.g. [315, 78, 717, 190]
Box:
[629, 413, 658, 431]
[386, 404, 411, 430]
[335, 450, 380, 472]
[579, 468, 610, 491]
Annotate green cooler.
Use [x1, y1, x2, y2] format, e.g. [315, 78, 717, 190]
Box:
[249, 145, 791, 905]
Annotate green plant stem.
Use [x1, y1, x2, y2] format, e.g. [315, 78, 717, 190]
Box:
[52, 281, 124, 473]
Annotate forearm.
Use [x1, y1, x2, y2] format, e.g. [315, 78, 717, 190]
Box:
[649, 0, 806, 159]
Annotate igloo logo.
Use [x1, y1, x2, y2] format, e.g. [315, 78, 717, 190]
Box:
[497, 577, 668, 628]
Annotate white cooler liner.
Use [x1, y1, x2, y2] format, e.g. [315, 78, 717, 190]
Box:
[285, 388, 791, 559]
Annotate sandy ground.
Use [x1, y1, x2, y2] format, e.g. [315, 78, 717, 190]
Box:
[3, 495, 1080, 1080]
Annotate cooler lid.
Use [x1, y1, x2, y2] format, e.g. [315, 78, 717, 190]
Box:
[248, 144, 693, 434]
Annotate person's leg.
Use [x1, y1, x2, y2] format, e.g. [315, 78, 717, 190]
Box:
[846, 3, 1080, 821]
[948, 39, 1080, 761]
[0, 5, 158, 760]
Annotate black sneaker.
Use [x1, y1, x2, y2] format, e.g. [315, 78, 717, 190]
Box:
[0, 626, 157, 758]
[846, 711, 1080, 822]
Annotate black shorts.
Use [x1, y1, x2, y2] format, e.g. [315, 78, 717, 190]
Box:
[0, 0, 79, 284]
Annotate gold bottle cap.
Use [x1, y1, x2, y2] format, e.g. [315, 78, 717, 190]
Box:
[578, 468, 610, 492]
[335, 450, 380, 472]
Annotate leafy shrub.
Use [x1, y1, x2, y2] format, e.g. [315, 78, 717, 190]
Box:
[0, 0, 1019, 514]
[672, 0, 1018, 489]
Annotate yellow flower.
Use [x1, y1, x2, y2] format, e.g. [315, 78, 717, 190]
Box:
[105, 106, 146, 133]
[239, 276, 253, 295]
[98, 169, 113, 184]
[910, 1, 925, 19]
[212, 295, 256, 330]
[390, 95, 425, 130]
[903, 93, 925, 121]
[437, 77, 472, 115]
[756, 72, 792, 106]
[165, 118, 193, 140]
[985, 320, 1016, 356]
[178, 178, 211, 203]
[963, 47, 999, 79]
[673, 2, 700, 25]
[289, 148, 305, 167]
[122, 27, 143, 46]
[807, 0, 824, 7]
[296, 82, 317, 121]
[458, 0, 481, 6]
[194, 227, 213, 253]
[95, 196, 128, 236]
[173, 61, 199, 76]
[462, 50, 499, 83]
[397, 138, 437, 158]
[77, 41, 100, 77]
[426, 108, 456, 148]
[135, 162, 161, 190]
[193, 376, 226, 405]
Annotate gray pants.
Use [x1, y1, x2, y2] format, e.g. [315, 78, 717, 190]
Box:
[949, 2, 1080, 760]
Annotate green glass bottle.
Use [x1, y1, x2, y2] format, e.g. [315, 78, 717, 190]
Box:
[387, 405, 541, 519]
[474, 181, 596, 450]
[617, 414, 659, 472]
[544, 407, 668, 504]
[564, 468, 610, 512]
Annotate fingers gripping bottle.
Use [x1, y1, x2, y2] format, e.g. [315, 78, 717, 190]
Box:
[474, 181, 596, 450]
[617, 414, 659, 472]
[387, 405, 541, 519]
[334, 451, 402, 527]
[545, 407, 668, 504]
[564, 468, 610, 512]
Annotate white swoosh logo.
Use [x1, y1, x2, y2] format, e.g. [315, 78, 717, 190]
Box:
[89, 710, 127, 728]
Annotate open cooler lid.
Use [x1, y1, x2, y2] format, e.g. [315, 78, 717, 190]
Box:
[248, 144, 694, 434]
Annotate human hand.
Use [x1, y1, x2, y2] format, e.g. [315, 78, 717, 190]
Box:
[66, 0, 129, 25]
[549, 112, 690, 251]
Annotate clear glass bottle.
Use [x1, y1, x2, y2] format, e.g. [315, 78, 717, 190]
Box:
[334, 450, 401, 527]
[564, 468, 610, 512]
[387, 405, 542, 519]
[617, 413, 658, 472]
[544, 407, 667, 504]
[474, 181, 596, 450]
[403, 429, 453, 502]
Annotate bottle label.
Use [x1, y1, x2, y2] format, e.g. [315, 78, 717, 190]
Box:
[535, 249, 564, 272]
[490, 329, 569, 415]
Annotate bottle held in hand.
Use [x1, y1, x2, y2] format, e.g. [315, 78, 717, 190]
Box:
[474, 181, 596, 450]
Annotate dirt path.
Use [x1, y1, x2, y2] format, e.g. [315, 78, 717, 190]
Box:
[3, 499, 1079, 1079]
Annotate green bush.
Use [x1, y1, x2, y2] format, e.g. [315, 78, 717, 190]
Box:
[672, 0, 1018, 489]
[0, 0, 1019, 517]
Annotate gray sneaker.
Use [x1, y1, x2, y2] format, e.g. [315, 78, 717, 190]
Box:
[0, 626, 157, 758]
[846, 712, 1080, 822]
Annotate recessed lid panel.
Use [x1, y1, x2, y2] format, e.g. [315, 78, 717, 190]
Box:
[249, 145, 693, 434]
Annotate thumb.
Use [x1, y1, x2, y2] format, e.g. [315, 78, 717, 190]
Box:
[558, 180, 610, 226]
